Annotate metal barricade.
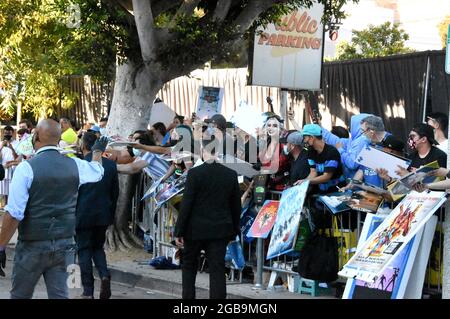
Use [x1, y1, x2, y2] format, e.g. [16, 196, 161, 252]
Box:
[250, 190, 359, 293]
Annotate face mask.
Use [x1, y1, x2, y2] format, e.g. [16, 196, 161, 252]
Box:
[407, 137, 417, 150]
[132, 148, 141, 157]
[283, 144, 290, 155]
[206, 127, 215, 136]
[99, 128, 107, 136]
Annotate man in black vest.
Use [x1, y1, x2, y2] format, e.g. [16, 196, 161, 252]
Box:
[174, 135, 242, 299]
[76, 132, 119, 299]
[0, 119, 107, 299]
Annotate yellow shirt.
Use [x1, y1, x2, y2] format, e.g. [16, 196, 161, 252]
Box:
[61, 128, 78, 157]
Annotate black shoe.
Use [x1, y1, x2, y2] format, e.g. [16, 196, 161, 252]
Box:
[99, 277, 111, 299]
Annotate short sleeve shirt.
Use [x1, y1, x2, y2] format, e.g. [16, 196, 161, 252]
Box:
[308, 144, 344, 192]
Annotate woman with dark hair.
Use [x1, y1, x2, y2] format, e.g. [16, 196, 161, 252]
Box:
[151, 122, 167, 146]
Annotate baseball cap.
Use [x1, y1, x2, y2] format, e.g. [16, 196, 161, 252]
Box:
[379, 135, 404, 152]
[204, 114, 227, 131]
[279, 130, 297, 143]
[88, 125, 101, 133]
[302, 124, 322, 137]
[287, 131, 304, 146]
[411, 123, 438, 145]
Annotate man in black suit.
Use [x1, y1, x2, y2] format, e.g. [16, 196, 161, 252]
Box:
[75, 132, 119, 299]
[175, 136, 242, 299]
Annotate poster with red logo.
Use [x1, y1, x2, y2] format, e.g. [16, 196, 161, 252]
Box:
[247, 200, 280, 239]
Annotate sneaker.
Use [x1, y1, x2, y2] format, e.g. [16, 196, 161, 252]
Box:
[99, 277, 111, 299]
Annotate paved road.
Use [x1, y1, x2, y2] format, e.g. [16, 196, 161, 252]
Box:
[0, 250, 175, 299]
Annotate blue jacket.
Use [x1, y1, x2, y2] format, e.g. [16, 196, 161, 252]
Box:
[75, 153, 119, 229]
[322, 113, 372, 179]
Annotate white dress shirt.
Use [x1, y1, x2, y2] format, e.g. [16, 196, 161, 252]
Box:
[5, 146, 104, 221]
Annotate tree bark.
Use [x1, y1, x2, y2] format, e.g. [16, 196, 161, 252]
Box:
[106, 60, 163, 251]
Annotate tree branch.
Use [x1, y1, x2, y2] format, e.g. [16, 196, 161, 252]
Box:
[233, 0, 287, 34]
[170, 0, 202, 26]
[112, 0, 133, 12]
[213, 0, 233, 22]
[233, 0, 270, 34]
[103, 0, 135, 25]
[152, 0, 183, 17]
[132, 0, 157, 63]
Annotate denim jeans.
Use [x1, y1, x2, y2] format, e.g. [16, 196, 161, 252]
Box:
[76, 226, 110, 296]
[11, 238, 76, 299]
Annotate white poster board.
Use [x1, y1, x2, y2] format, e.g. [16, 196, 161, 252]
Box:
[250, 3, 324, 90]
[403, 216, 437, 299]
[356, 146, 411, 179]
[149, 101, 176, 128]
[229, 101, 265, 137]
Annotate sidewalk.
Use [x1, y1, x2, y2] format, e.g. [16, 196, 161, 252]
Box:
[105, 248, 338, 299]
[1, 212, 336, 299]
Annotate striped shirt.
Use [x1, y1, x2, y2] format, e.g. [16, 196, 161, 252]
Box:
[140, 151, 170, 180]
[308, 144, 345, 192]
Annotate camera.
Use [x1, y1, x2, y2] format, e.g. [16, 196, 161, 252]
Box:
[3, 135, 12, 142]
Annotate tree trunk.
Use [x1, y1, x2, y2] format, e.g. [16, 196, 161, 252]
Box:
[105, 60, 163, 251]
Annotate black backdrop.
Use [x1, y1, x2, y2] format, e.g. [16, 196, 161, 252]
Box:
[319, 50, 450, 141]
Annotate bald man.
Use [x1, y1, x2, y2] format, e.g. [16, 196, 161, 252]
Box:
[0, 119, 108, 299]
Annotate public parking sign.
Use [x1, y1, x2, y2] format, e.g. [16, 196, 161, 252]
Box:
[446, 24, 450, 75]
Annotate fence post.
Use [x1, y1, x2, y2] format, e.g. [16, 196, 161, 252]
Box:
[254, 237, 265, 290]
[252, 204, 265, 290]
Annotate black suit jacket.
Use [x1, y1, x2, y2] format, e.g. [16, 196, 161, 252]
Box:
[76, 153, 119, 229]
[174, 162, 242, 241]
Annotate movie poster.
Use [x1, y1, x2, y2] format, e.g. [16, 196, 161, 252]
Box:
[247, 200, 280, 239]
[339, 191, 446, 282]
[342, 214, 423, 299]
[196, 86, 224, 120]
[266, 182, 309, 259]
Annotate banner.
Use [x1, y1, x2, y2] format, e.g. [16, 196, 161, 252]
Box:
[249, 2, 324, 90]
[266, 182, 309, 259]
[339, 191, 446, 282]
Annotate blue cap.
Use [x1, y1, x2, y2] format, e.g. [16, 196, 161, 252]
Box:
[88, 125, 101, 133]
[302, 124, 322, 137]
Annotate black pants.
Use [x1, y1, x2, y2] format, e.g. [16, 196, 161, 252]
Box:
[182, 238, 228, 299]
[75, 226, 110, 296]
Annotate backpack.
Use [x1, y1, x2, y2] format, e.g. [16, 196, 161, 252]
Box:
[296, 230, 339, 283]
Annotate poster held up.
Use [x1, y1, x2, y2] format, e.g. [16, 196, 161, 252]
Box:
[196, 86, 224, 120]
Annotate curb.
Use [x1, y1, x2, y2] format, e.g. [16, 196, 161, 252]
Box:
[108, 266, 250, 299]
